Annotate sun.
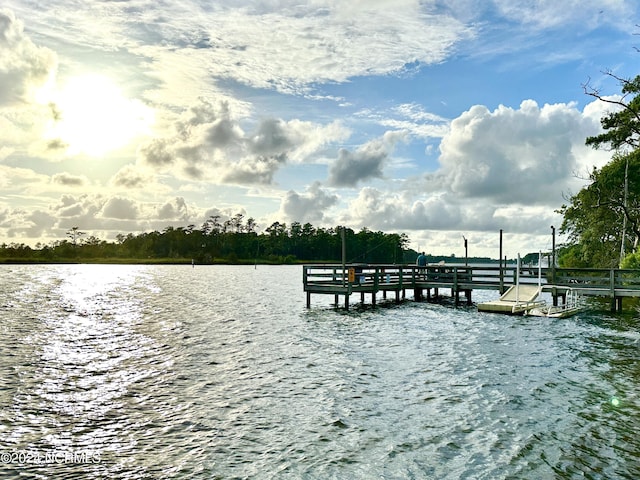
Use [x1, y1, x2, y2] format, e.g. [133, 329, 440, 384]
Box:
[43, 74, 154, 157]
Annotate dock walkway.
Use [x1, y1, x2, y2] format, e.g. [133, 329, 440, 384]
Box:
[302, 264, 640, 312]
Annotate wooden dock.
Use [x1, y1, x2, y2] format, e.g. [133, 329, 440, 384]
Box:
[302, 264, 640, 312]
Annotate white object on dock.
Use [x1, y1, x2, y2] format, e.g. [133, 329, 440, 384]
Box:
[477, 284, 546, 314]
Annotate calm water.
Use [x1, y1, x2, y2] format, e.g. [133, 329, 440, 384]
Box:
[0, 264, 639, 479]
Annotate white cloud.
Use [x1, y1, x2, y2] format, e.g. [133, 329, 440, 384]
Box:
[0, 8, 57, 106]
[179, 3, 471, 95]
[100, 197, 139, 220]
[433, 99, 610, 205]
[0, 192, 212, 242]
[340, 186, 560, 240]
[279, 181, 339, 223]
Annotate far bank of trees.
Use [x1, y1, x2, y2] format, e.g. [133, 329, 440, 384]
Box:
[0, 220, 411, 264]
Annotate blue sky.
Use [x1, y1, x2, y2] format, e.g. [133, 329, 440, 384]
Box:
[0, 0, 638, 257]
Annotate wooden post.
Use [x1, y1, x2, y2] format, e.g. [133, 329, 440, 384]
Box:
[453, 267, 459, 305]
[610, 269, 616, 312]
[341, 227, 346, 286]
[374, 267, 379, 292]
[304, 266, 310, 308]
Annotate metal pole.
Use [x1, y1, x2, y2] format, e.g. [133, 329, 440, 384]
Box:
[341, 227, 346, 286]
[499, 229, 503, 293]
[551, 225, 556, 285]
[538, 251, 542, 289]
[516, 254, 520, 303]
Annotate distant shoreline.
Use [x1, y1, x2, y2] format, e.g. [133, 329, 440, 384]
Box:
[0, 256, 514, 266]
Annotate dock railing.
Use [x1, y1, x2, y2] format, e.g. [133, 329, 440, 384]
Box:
[303, 264, 640, 311]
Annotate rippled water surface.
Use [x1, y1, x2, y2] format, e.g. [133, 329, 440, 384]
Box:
[1, 264, 639, 479]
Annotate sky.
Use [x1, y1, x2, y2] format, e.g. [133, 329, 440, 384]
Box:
[1, 0, 639, 259]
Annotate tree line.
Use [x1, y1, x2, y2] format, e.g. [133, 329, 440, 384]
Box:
[0, 219, 411, 264]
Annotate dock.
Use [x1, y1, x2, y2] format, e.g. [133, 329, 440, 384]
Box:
[302, 264, 640, 312]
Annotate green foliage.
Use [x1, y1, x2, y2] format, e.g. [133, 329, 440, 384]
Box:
[521, 252, 541, 264]
[558, 151, 640, 268]
[557, 244, 590, 268]
[620, 250, 640, 269]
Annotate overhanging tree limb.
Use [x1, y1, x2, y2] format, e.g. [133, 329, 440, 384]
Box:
[583, 72, 640, 150]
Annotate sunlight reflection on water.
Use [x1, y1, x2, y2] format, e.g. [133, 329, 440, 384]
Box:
[0, 264, 639, 478]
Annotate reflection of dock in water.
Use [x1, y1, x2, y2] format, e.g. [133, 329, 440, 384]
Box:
[303, 264, 640, 312]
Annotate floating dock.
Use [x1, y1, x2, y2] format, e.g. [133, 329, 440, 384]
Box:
[477, 284, 545, 314]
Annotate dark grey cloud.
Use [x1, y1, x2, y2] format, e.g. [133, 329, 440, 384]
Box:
[46, 138, 68, 152]
[328, 145, 386, 187]
[249, 118, 296, 155]
[110, 165, 150, 189]
[138, 99, 346, 185]
[139, 138, 175, 167]
[52, 172, 87, 187]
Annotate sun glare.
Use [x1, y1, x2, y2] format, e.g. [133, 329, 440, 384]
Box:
[44, 74, 154, 157]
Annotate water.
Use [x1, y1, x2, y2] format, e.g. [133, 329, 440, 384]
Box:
[0, 264, 639, 479]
